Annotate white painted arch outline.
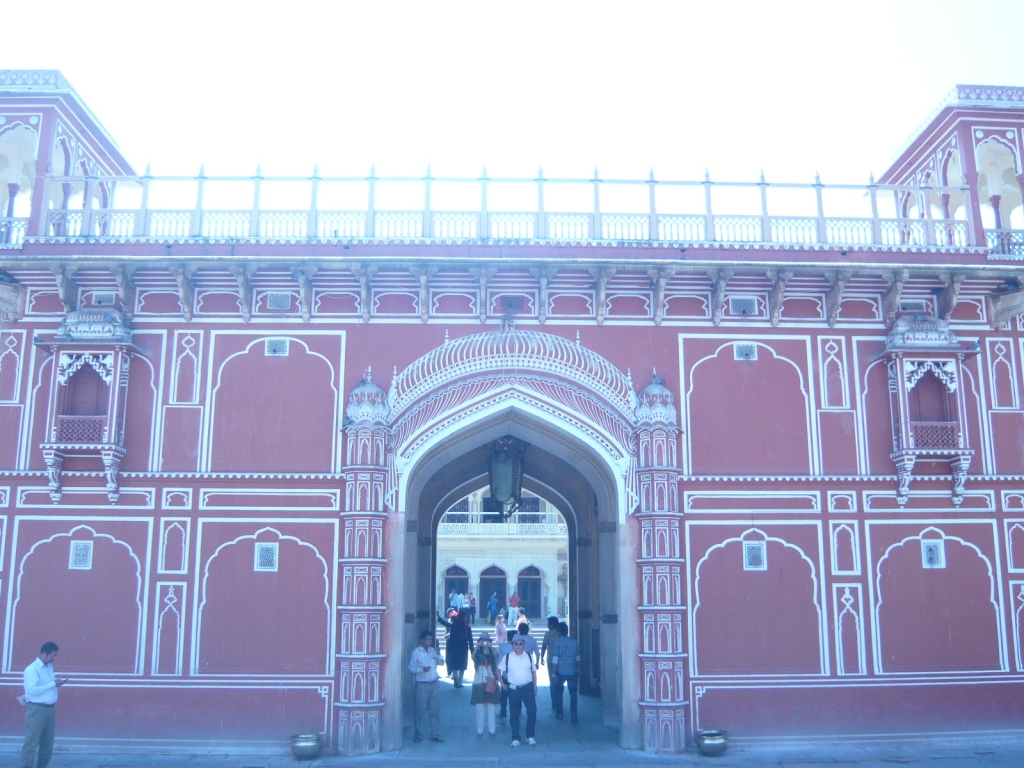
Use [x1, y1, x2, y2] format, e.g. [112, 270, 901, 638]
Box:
[691, 526, 829, 678]
[191, 525, 333, 676]
[4, 522, 148, 675]
[201, 333, 343, 472]
[682, 337, 819, 476]
[871, 524, 1007, 675]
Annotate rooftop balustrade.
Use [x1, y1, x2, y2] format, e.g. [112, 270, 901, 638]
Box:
[9, 169, 1010, 253]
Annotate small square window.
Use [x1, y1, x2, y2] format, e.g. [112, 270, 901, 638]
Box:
[265, 338, 289, 357]
[92, 291, 117, 306]
[921, 540, 945, 569]
[899, 299, 927, 314]
[499, 295, 526, 312]
[254, 542, 279, 572]
[69, 540, 93, 570]
[734, 343, 757, 361]
[743, 540, 767, 571]
[266, 292, 292, 311]
[729, 296, 757, 316]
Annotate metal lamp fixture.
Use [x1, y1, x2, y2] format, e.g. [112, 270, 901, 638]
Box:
[488, 436, 528, 520]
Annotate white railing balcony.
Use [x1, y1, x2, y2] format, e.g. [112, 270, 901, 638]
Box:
[986, 229, 1024, 257]
[0, 217, 28, 247]
[437, 522, 569, 537]
[31, 171, 983, 249]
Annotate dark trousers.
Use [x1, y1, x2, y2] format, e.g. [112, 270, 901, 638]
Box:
[499, 685, 509, 716]
[507, 683, 536, 740]
[553, 673, 578, 715]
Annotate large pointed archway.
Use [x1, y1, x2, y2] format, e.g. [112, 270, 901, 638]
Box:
[336, 327, 685, 754]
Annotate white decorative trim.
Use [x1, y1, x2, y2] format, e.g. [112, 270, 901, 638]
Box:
[56, 352, 114, 385]
[904, 359, 958, 392]
[388, 328, 637, 420]
[866, 520, 1007, 675]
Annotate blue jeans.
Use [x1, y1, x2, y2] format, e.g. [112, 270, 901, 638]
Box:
[552, 673, 578, 715]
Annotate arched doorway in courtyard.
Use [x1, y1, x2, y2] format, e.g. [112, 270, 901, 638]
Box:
[339, 327, 684, 754]
[394, 412, 632, 744]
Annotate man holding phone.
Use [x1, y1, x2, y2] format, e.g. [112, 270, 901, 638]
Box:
[20, 641, 68, 768]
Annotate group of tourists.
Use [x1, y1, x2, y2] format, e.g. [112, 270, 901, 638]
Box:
[408, 613, 581, 746]
[446, 589, 478, 624]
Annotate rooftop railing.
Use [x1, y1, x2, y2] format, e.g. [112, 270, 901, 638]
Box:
[21, 170, 991, 249]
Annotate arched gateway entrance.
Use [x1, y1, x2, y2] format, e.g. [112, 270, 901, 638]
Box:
[337, 328, 685, 754]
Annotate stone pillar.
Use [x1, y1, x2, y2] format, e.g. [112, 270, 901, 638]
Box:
[337, 369, 390, 754]
[633, 373, 687, 752]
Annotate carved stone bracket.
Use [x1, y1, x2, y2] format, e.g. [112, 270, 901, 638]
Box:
[937, 273, 964, 321]
[52, 265, 78, 312]
[43, 449, 64, 503]
[294, 266, 317, 323]
[588, 268, 615, 325]
[0, 273, 25, 323]
[470, 267, 497, 324]
[528, 266, 558, 325]
[987, 284, 1024, 331]
[893, 453, 916, 507]
[647, 266, 676, 326]
[353, 265, 378, 323]
[172, 266, 196, 322]
[882, 269, 908, 328]
[231, 264, 255, 323]
[113, 266, 137, 320]
[709, 269, 733, 326]
[767, 269, 792, 327]
[409, 266, 437, 324]
[101, 448, 123, 504]
[825, 270, 851, 328]
[951, 455, 971, 507]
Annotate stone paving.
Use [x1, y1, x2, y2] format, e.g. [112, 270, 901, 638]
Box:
[19, 672, 1024, 767]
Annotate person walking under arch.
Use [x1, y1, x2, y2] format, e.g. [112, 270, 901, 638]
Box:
[436, 609, 473, 688]
[540, 616, 560, 711]
[551, 622, 581, 724]
[500, 636, 537, 746]
[470, 635, 500, 736]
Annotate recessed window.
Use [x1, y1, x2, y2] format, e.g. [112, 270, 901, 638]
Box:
[734, 343, 757, 361]
[499, 295, 526, 312]
[92, 291, 117, 306]
[729, 296, 757, 316]
[921, 539, 945, 569]
[69, 540, 93, 570]
[254, 542, 279, 572]
[264, 338, 289, 356]
[743, 540, 767, 571]
[266, 292, 292, 310]
[899, 299, 927, 313]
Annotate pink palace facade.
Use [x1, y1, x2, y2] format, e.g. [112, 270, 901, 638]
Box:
[2, 71, 1024, 754]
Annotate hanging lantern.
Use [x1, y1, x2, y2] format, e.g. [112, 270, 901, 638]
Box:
[488, 436, 528, 520]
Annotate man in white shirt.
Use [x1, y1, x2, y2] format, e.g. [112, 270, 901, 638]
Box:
[20, 641, 68, 768]
[499, 637, 537, 747]
[407, 630, 444, 743]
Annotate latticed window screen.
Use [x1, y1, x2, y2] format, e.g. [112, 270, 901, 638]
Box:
[743, 540, 767, 571]
[264, 338, 289, 356]
[266, 292, 292, 310]
[254, 542, 279, 572]
[921, 540, 946, 569]
[69, 540, 94, 570]
[729, 296, 757, 316]
[734, 343, 757, 361]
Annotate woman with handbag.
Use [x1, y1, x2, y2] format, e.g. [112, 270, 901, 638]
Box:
[470, 636, 500, 736]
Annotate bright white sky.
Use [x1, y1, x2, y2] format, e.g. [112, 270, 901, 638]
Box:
[4, 0, 1024, 188]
